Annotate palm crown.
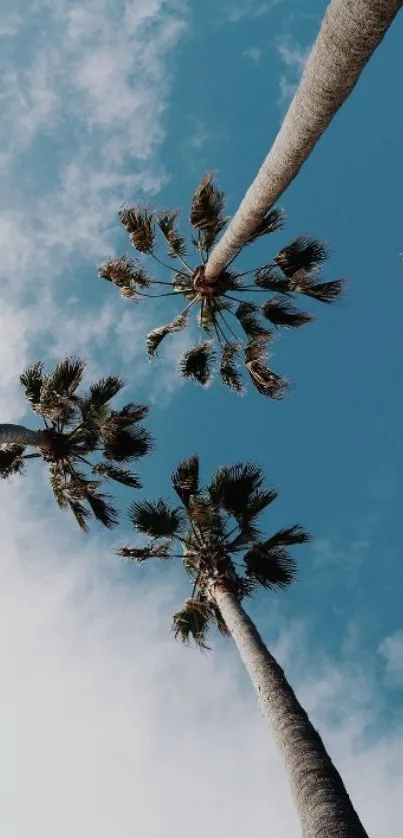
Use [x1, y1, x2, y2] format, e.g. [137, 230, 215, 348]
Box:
[0, 357, 152, 530]
[99, 173, 344, 399]
[119, 455, 310, 647]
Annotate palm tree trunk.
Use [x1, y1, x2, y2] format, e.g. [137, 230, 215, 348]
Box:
[213, 583, 369, 838]
[0, 424, 45, 447]
[205, 0, 402, 281]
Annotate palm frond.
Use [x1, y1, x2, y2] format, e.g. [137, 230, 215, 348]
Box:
[229, 525, 262, 552]
[198, 297, 233, 334]
[102, 426, 152, 462]
[179, 342, 215, 386]
[79, 376, 125, 425]
[208, 463, 264, 519]
[245, 207, 286, 244]
[118, 543, 172, 562]
[119, 206, 155, 253]
[235, 302, 272, 341]
[220, 343, 243, 394]
[147, 310, 189, 359]
[172, 598, 212, 649]
[244, 340, 288, 400]
[264, 525, 311, 549]
[190, 173, 227, 253]
[108, 403, 149, 426]
[292, 276, 345, 304]
[244, 336, 268, 364]
[40, 357, 85, 423]
[129, 499, 183, 538]
[98, 256, 151, 299]
[42, 357, 85, 400]
[0, 446, 25, 479]
[262, 297, 313, 328]
[172, 454, 200, 507]
[172, 273, 194, 298]
[69, 499, 92, 532]
[244, 488, 278, 520]
[244, 544, 297, 590]
[188, 495, 217, 529]
[275, 237, 328, 277]
[20, 362, 44, 412]
[102, 415, 152, 462]
[84, 490, 119, 529]
[156, 210, 187, 259]
[254, 265, 291, 293]
[247, 361, 288, 400]
[49, 472, 91, 532]
[93, 463, 141, 489]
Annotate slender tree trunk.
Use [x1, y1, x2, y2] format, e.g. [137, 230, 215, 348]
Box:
[205, 0, 402, 280]
[213, 583, 369, 838]
[0, 424, 45, 447]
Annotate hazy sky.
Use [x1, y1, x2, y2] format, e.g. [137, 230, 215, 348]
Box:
[0, 1, 402, 836]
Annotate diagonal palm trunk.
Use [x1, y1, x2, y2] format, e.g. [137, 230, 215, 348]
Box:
[205, 0, 402, 281]
[213, 583, 369, 838]
[0, 424, 45, 447]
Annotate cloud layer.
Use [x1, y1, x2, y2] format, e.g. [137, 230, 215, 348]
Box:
[0, 0, 189, 407]
[0, 475, 402, 837]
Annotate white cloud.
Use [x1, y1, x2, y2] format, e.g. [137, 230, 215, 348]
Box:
[0, 480, 402, 836]
[243, 46, 261, 65]
[379, 631, 403, 684]
[225, 0, 284, 24]
[0, 12, 22, 37]
[0, 0, 189, 404]
[276, 35, 310, 105]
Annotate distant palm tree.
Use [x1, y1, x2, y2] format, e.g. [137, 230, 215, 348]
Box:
[99, 174, 343, 399]
[0, 357, 152, 530]
[205, 0, 402, 280]
[119, 455, 368, 838]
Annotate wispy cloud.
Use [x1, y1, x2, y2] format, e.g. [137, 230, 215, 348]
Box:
[276, 34, 309, 105]
[243, 46, 262, 65]
[0, 0, 189, 406]
[0, 10, 22, 37]
[0, 479, 402, 836]
[225, 0, 285, 24]
[379, 631, 403, 685]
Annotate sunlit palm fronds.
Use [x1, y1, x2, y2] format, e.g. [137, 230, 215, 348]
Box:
[99, 173, 343, 400]
[118, 207, 155, 253]
[0, 446, 26, 479]
[98, 256, 151, 300]
[4, 358, 151, 530]
[120, 456, 310, 648]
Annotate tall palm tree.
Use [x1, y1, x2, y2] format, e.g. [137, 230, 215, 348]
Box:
[0, 357, 152, 530]
[119, 455, 368, 838]
[205, 0, 402, 280]
[99, 174, 343, 399]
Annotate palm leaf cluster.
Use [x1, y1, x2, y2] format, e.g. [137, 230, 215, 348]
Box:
[98, 173, 344, 399]
[119, 456, 310, 647]
[0, 358, 152, 530]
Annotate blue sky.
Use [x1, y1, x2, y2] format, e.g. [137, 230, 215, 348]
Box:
[0, 1, 402, 835]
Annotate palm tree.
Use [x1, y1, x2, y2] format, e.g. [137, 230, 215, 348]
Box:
[204, 0, 402, 280]
[0, 357, 152, 530]
[99, 174, 343, 399]
[119, 456, 368, 838]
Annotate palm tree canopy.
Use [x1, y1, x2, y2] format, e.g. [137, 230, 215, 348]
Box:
[204, 0, 402, 279]
[119, 456, 310, 647]
[0, 357, 152, 531]
[99, 173, 344, 401]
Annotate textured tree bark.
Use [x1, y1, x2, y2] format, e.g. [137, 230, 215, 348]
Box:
[0, 424, 45, 447]
[205, 0, 402, 280]
[213, 584, 369, 838]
